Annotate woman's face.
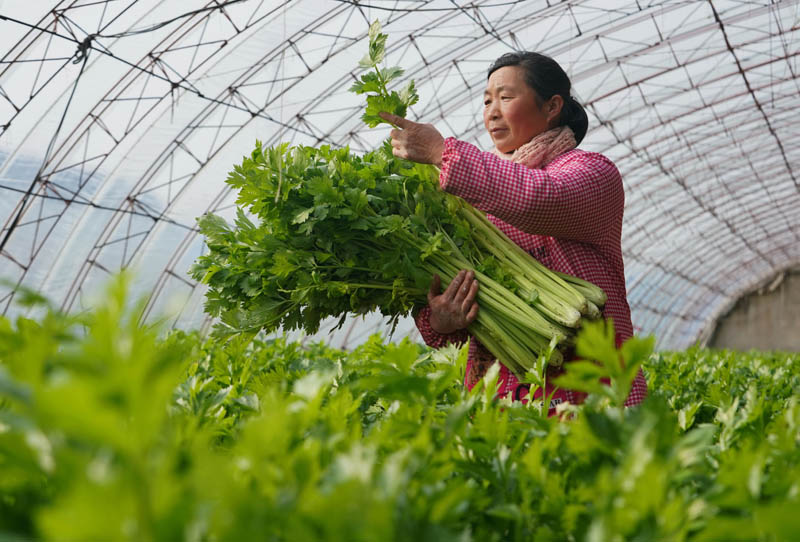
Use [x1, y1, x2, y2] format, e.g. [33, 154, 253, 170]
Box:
[483, 65, 561, 153]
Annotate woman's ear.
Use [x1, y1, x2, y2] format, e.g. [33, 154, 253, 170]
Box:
[546, 95, 564, 127]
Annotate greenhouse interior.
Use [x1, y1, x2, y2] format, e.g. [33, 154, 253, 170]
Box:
[1, 1, 799, 540]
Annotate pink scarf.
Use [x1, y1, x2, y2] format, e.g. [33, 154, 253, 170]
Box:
[491, 126, 576, 169]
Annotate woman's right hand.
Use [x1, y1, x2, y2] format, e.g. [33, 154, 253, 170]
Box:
[428, 270, 479, 334]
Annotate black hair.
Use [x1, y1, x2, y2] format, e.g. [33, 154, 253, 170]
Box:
[488, 52, 588, 144]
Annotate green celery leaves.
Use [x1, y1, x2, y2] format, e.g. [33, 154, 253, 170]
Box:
[349, 20, 419, 127]
[191, 20, 607, 376]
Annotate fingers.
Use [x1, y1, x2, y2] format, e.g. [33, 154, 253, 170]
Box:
[452, 270, 475, 304]
[443, 270, 466, 302]
[388, 127, 408, 160]
[427, 274, 441, 304]
[427, 270, 479, 335]
[390, 141, 408, 160]
[379, 111, 411, 128]
[388, 126, 415, 160]
[460, 278, 478, 315]
[383, 115, 444, 166]
[465, 300, 479, 325]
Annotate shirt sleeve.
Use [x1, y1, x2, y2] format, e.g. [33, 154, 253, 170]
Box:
[413, 305, 469, 349]
[624, 367, 648, 407]
[439, 138, 624, 244]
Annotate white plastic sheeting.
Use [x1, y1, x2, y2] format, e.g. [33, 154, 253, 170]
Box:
[0, 0, 798, 349]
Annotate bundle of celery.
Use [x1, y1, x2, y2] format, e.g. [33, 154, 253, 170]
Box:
[190, 21, 606, 376]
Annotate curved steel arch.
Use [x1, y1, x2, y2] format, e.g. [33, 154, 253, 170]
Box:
[0, 1, 287, 298]
[1, 0, 322, 311]
[59, 3, 359, 313]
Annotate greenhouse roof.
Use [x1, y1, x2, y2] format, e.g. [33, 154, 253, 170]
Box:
[1, 0, 798, 349]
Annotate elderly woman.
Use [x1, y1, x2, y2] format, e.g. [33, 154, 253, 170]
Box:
[379, 51, 647, 413]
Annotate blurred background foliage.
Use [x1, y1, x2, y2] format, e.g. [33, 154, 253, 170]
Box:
[0, 275, 798, 541]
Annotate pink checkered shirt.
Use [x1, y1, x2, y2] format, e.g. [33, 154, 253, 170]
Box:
[415, 137, 648, 411]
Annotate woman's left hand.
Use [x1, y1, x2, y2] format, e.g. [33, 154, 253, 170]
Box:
[379, 112, 444, 167]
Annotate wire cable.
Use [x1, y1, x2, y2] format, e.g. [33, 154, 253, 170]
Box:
[96, 0, 250, 38]
[0, 52, 90, 256]
[0, 184, 197, 232]
[0, 6, 320, 150]
[330, 0, 529, 12]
